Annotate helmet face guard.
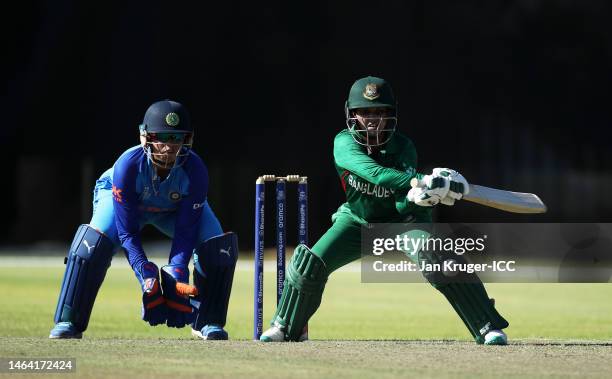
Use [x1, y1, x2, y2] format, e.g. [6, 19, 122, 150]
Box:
[141, 132, 194, 169]
[345, 104, 397, 147]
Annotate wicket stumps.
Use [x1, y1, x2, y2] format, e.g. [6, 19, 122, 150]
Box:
[254, 175, 308, 340]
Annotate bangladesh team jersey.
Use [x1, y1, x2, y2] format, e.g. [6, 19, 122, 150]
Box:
[333, 130, 432, 223]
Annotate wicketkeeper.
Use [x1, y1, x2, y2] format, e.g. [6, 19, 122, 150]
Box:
[260, 76, 509, 345]
[50, 100, 238, 340]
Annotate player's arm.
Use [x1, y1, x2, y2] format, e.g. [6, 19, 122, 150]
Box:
[392, 140, 432, 221]
[162, 155, 208, 328]
[168, 156, 208, 266]
[112, 152, 148, 270]
[112, 151, 167, 325]
[334, 132, 418, 190]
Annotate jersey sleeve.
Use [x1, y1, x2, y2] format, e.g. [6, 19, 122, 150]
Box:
[395, 194, 433, 222]
[392, 136, 432, 221]
[334, 131, 415, 190]
[168, 154, 208, 266]
[112, 149, 148, 271]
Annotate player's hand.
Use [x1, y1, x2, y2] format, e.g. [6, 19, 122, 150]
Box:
[160, 264, 198, 328]
[135, 261, 168, 326]
[431, 168, 469, 206]
[407, 173, 451, 206]
[408, 168, 469, 207]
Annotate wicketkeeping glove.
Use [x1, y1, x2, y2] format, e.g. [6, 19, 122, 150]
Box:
[160, 264, 199, 328]
[134, 261, 167, 326]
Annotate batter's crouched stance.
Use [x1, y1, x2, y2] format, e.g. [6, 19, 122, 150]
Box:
[50, 100, 238, 340]
[260, 77, 509, 345]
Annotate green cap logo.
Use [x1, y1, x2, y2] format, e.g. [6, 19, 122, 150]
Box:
[363, 83, 380, 100]
[165, 112, 180, 127]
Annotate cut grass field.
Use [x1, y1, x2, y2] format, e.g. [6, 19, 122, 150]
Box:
[0, 255, 611, 378]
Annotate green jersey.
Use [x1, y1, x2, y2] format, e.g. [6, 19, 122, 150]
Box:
[333, 130, 432, 224]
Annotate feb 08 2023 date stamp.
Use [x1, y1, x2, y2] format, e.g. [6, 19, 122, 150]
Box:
[0, 358, 75, 373]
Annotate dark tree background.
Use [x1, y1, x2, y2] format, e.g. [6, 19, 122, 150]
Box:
[2, 1, 611, 249]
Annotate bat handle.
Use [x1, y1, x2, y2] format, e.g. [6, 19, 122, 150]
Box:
[410, 177, 425, 188]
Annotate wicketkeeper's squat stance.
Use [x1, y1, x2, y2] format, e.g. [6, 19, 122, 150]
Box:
[50, 100, 238, 340]
[260, 77, 508, 345]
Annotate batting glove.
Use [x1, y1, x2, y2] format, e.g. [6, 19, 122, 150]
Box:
[407, 174, 451, 206]
[431, 168, 469, 206]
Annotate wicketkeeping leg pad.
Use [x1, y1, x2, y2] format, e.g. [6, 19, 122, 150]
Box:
[53, 224, 114, 332]
[191, 232, 238, 330]
[272, 244, 328, 341]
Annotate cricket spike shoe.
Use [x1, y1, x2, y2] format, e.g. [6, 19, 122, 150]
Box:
[49, 322, 83, 339]
[484, 329, 508, 345]
[260, 325, 285, 342]
[260, 324, 308, 342]
[191, 324, 228, 340]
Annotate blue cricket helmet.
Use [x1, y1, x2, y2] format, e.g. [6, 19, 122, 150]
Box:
[139, 100, 194, 169]
[139, 100, 193, 134]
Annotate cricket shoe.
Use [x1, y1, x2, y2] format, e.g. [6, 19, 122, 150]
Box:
[49, 322, 82, 339]
[260, 324, 308, 342]
[484, 329, 507, 345]
[191, 325, 228, 340]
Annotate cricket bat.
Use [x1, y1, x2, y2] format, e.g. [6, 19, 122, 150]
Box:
[410, 178, 547, 214]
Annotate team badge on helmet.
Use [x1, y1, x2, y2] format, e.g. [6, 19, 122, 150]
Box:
[363, 83, 380, 100]
[165, 112, 180, 127]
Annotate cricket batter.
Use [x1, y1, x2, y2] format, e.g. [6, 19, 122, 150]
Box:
[49, 100, 238, 340]
[260, 77, 509, 345]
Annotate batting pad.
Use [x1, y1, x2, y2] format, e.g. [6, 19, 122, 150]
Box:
[273, 244, 328, 341]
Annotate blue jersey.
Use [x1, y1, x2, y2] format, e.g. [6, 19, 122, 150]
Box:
[96, 146, 209, 269]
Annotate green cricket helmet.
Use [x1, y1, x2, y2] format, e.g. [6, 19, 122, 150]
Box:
[345, 76, 398, 147]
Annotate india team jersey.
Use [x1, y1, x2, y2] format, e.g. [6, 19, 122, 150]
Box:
[96, 145, 208, 266]
[333, 130, 432, 223]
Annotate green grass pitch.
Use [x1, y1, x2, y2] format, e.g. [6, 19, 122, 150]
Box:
[0, 257, 611, 378]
